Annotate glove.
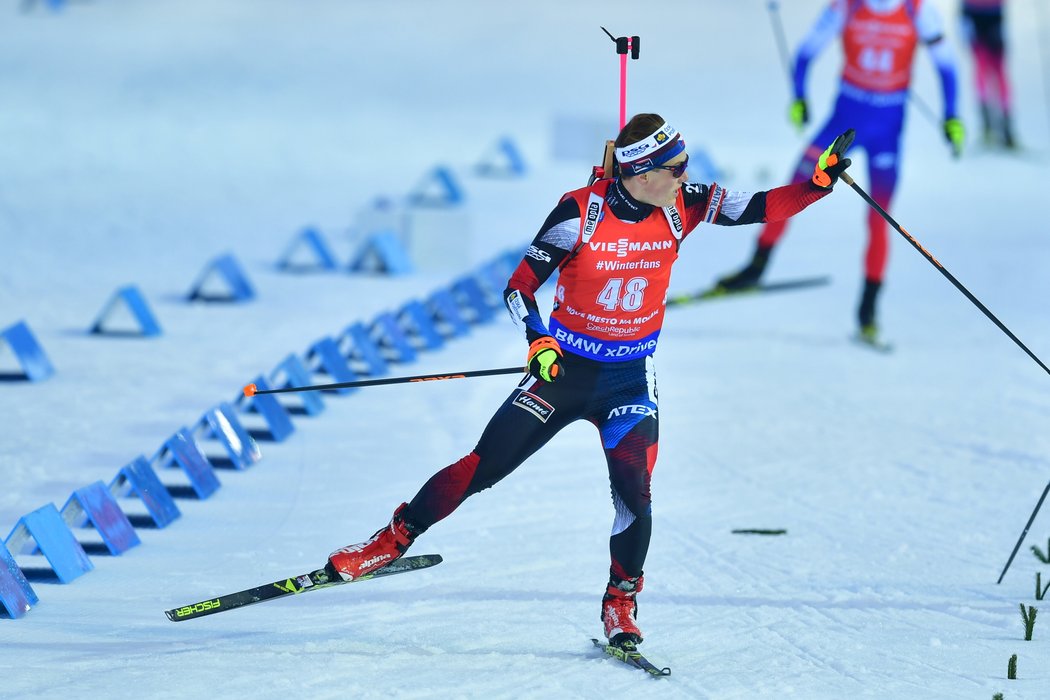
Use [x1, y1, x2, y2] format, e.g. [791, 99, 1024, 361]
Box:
[943, 117, 965, 158]
[527, 336, 564, 383]
[789, 98, 809, 131]
[811, 128, 855, 189]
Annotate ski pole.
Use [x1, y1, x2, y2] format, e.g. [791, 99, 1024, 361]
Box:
[839, 171, 1050, 378]
[997, 479, 1050, 584]
[766, 1, 793, 87]
[243, 366, 525, 397]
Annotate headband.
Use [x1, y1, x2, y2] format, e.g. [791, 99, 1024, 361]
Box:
[614, 121, 685, 176]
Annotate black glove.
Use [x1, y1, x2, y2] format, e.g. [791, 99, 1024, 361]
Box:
[811, 129, 855, 189]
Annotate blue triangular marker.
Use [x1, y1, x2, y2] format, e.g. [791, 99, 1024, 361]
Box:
[187, 252, 255, 302]
[277, 226, 340, 271]
[0, 320, 54, 381]
[408, 165, 465, 207]
[90, 285, 162, 336]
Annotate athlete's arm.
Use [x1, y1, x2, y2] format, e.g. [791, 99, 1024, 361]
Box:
[679, 180, 829, 232]
[793, 0, 846, 99]
[503, 197, 579, 342]
[917, 2, 960, 119]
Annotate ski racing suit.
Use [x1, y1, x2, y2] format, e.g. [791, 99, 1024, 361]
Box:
[403, 176, 829, 581]
[760, 0, 959, 287]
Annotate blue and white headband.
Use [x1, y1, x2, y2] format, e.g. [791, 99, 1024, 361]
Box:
[614, 121, 686, 176]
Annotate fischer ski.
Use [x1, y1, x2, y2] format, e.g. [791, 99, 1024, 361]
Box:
[667, 275, 831, 306]
[591, 638, 671, 677]
[164, 554, 443, 622]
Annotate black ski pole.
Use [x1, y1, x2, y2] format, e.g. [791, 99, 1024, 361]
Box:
[997, 479, 1050, 584]
[244, 366, 525, 397]
[839, 171, 1050, 379]
[766, 1, 793, 87]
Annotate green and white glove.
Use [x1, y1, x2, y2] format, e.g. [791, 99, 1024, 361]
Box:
[789, 98, 809, 132]
[944, 117, 965, 158]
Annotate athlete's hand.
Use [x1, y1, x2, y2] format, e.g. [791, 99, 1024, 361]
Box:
[789, 98, 809, 132]
[943, 117, 965, 158]
[811, 128, 855, 189]
[527, 336, 564, 383]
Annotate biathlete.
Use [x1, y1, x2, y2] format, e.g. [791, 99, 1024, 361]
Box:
[715, 0, 963, 346]
[328, 114, 853, 647]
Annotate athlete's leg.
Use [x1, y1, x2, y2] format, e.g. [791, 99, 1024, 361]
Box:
[407, 359, 596, 530]
[858, 107, 904, 330]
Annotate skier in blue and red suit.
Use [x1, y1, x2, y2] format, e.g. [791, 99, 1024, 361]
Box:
[715, 0, 963, 345]
[327, 114, 852, 648]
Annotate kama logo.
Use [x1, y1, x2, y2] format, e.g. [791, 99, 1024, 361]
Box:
[512, 390, 555, 422]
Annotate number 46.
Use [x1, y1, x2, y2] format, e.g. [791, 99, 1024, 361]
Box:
[597, 277, 647, 312]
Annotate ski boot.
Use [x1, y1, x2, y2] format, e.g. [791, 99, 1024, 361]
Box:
[328, 503, 421, 581]
[602, 572, 644, 647]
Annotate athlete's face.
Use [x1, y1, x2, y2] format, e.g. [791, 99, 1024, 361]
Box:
[629, 153, 689, 208]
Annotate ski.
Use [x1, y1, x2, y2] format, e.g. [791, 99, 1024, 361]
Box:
[164, 554, 443, 622]
[591, 638, 671, 677]
[667, 275, 831, 306]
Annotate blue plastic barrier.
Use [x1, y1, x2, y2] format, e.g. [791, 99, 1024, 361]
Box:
[339, 322, 390, 376]
[187, 252, 255, 302]
[306, 337, 359, 395]
[0, 320, 54, 381]
[408, 165, 465, 207]
[397, 300, 445, 351]
[89, 285, 163, 337]
[278, 226, 340, 271]
[269, 354, 325, 416]
[238, 375, 295, 442]
[151, 428, 221, 499]
[475, 136, 527, 177]
[60, 481, 141, 555]
[450, 275, 500, 323]
[194, 402, 261, 470]
[347, 231, 413, 275]
[0, 543, 37, 619]
[426, 288, 472, 338]
[4, 504, 93, 583]
[370, 312, 417, 363]
[109, 456, 181, 528]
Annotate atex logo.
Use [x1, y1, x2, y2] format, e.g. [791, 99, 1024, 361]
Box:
[513, 390, 555, 422]
[608, 404, 657, 419]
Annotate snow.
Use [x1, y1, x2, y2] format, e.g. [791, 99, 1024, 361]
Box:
[2, 0, 1050, 698]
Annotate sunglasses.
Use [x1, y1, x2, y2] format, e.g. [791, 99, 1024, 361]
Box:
[651, 155, 689, 178]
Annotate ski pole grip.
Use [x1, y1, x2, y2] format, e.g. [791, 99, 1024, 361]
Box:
[615, 36, 629, 54]
[630, 35, 640, 59]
